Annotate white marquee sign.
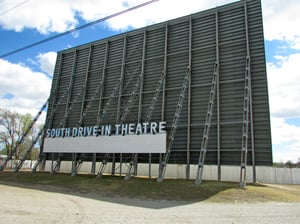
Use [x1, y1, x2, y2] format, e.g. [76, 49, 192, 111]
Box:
[43, 121, 167, 153]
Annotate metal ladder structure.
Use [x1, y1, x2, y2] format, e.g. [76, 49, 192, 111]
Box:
[14, 126, 45, 172]
[124, 153, 138, 180]
[71, 82, 105, 176]
[240, 55, 251, 188]
[96, 71, 144, 178]
[50, 153, 63, 174]
[0, 100, 48, 171]
[70, 79, 115, 176]
[78, 86, 101, 125]
[31, 150, 46, 173]
[239, 1, 253, 188]
[157, 66, 190, 182]
[195, 62, 219, 185]
[32, 0, 158, 173]
[97, 78, 122, 125]
[31, 87, 71, 173]
[50, 84, 87, 174]
[70, 153, 87, 176]
[120, 74, 143, 123]
[109, 74, 144, 177]
[124, 70, 165, 180]
[95, 79, 124, 178]
[71, 153, 85, 176]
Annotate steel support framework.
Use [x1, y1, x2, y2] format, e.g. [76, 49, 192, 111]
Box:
[39, 0, 271, 182]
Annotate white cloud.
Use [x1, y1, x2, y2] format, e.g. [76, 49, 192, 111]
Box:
[267, 53, 300, 118]
[0, 59, 51, 117]
[0, 0, 237, 34]
[267, 53, 300, 162]
[1, 0, 300, 162]
[271, 117, 300, 162]
[0, 0, 78, 34]
[0, 0, 133, 34]
[72, 0, 126, 22]
[37, 52, 57, 77]
[260, 0, 300, 163]
[0, 0, 299, 48]
[103, 0, 207, 30]
[262, 0, 300, 49]
[271, 117, 300, 145]
[81, 0, 236, 31]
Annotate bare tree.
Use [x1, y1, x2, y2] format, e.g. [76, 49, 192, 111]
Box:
[0, 109, 19, 158]
[0, 108, 37, 160]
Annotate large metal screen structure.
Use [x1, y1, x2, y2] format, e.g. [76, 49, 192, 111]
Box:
[43, 0, 272, 181]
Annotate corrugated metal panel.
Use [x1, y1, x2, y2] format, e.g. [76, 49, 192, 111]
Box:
[44, 0, 272, 168]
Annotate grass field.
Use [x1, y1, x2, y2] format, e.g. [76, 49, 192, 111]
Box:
[0, 171, 299, 203]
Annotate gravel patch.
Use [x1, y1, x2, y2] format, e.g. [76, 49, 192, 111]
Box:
[1, 184, 299, 224]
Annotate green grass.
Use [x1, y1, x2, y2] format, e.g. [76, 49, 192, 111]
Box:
[0, 171, 237, 201]
[1, 171, 299, 202]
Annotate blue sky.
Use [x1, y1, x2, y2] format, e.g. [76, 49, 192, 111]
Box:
[0, 0, 300, 163]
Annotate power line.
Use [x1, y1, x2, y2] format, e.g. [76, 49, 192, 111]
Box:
[0, 0, 29, 16]
[0, 0, 158, 59]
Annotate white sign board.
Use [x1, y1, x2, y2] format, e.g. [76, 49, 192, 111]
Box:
[43, 133, 166, 153]
[43, 121, 167, 153]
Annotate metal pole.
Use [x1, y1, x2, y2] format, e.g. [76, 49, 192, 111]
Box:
[39, 53, 65, 173]
[240, 1, 252, 187]
[215, 9, 221, 182]
[71, 153, 77, 176]
[136, 31, 147, 176]
[48, 53, 64, 129]
[158, 23, 168, 178]
[138, 31, 147, 124]
[97, 41, 109, 126]
[244, 1, 256, 183]
[186, 16, 192, 179]
[63, 50, 77, 127]
[114, 36, 127, 175]
[50, 153, 54, 175]
[79, 44, 93, 124]
[91, 153, 96, 175]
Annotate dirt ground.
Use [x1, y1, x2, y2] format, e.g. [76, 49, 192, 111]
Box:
[1, 183, 299, 224]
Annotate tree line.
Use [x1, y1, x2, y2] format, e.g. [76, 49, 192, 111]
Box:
[0, 108, 41, 161]
[273, 159, 300, 168]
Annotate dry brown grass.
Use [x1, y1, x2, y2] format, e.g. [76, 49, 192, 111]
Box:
[207, 184, 300, 203]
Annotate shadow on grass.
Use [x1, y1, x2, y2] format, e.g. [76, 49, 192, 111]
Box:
[0, 171, 238, 209]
